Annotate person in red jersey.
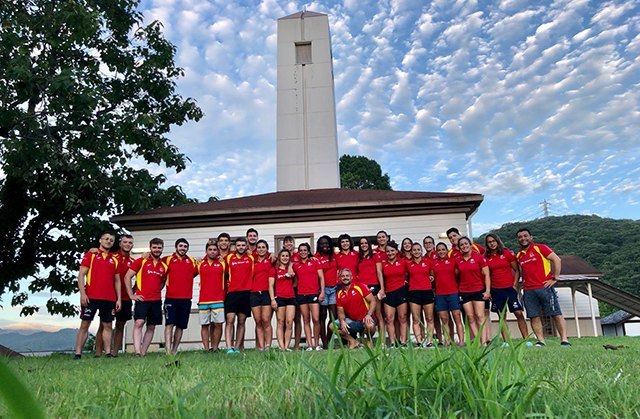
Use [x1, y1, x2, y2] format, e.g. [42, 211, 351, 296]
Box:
[373, 230, 389, 299]
[335, 234, 359, 279]
[357, 237, 385, 340]
[457, 236, 491, 343]
[283, 236, 303, 350]
[379, 241, 409, 346]
[94, 234, 134, 357]
[407, 243, 435, 347]
[316, 235, 338, 349]
[400, 237, 413, 260]
[224, 237, 254, 353]
[123, 238, 167, 356]
[217, 232, 232, 259]
[197, 240, 226, 352]
[446, 227, 486, 260]
[73, 232, 121, 360]
[516, 228, 569, 347]
[422, 236, 438, 260]
[431, 242, 465, 346]
[269, 249, 297, 351]
[293, 243, 325, 351]
[251, 239, 276, 351]
[330, 268, 377, 349]
[484, 233, 528, 341]
[246, 228, 259, 255]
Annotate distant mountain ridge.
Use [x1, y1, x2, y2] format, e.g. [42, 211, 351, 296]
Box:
[0, 328, 78, 352]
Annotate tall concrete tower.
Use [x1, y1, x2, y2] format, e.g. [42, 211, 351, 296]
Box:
[276, 11, 340, 191]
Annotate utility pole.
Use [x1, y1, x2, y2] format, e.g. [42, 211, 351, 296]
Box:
[540, 199, 550, 217]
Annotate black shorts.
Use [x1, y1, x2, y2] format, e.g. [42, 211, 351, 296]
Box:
[384, 286, 407, 308]
[367, 285, 381, 297]
[225, 291, 252, 317]
[80, 299, 115, 323]
[491, 287, 524, 314]
[276, 297, 297, 307]
[115, 300, 133, 322]
[250, 291, 272, 308]
[296, 293, 320, 305]
[164, 298, 192, 329]
[459, 291, 485, 304]
[134, 300, 163, 326]
[407, 289, 435, 305]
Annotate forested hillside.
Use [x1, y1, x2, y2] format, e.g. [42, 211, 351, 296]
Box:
[480, 215, 640, 314]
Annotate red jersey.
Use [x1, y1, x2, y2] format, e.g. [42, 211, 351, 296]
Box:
[274, 266, 295, 298]
[432, 257, 458, 295]
[198, 258, 226, 304]
[252, 257, 275, 292]
[516, 243, 554, 290]
[225, 253, 254, 292]
[373, 247, 387, 264]
[80, 251, 119, 301]
[114, 251, 133, 301]
[448, 243, 485, 261]
[293, 258, 321, 295]
[457, 253, 488, 293]
[290, 251, 301, 264]
[381, 258, 408, 293]
[164, 253, 197, 299]
[337, 283, 372, 321]
[407, 258, 432, 291]
[335, 250, 359, 278]
[315, 253, 338, 287]
[357, 256, 378, 286]
[486, 250, 517, 289]
[130, 257, 167, 301]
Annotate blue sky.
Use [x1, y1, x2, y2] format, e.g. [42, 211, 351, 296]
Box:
[2, 0, 639, 332]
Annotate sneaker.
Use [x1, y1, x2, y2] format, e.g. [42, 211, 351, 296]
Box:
[560, 341, 571, 347]
[315, 346, 323, 351]
[534, 341, 546, 347]
[456, 342, 465, 347]
[501, 342, 509, 348]
[73, 354, 81, 360]
[105, 353, 113, 358]
[305, 347, 314, 351]
[234, 348, 241, 353]
[423, 342, 434, 348]
[226, 348, 235, 354]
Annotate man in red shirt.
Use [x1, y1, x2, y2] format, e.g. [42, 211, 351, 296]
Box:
[224, 237, 254, 353]
[446, 227, 486, 259]
[330, 268, 377, 348]
[246, 228, 259, 255]
[73, 232, 121, 359]
[123, 237, 167, 356]
[217, 233, 232, 259]
[163, 238, 197, 355]
[198, 240, 226, 351]
[516, 228, 569, 347]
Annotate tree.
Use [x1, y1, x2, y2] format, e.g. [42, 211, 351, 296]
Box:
[0, 1, 203, 316]
[339, 155, 392, 190]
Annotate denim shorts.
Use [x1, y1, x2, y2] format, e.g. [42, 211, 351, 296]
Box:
[321, 285, 338, 306]
[523, 287, 562, 318]
[333, 317, 376, 337]
[435, 293, 461, 312]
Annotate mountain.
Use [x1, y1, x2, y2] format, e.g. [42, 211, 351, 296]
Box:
[0, 328, 78, 353]
[0, 328, 41, 336]
[480, 215, 640, 315]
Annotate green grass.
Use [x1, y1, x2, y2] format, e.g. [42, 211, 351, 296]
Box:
[2, 336, 639, 418]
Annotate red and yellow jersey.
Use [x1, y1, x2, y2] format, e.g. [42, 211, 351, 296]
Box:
[130, 257, 167, 301]
[275, 266, 295, 298]
[315, 253, 338, 287]
[337, 283, 372, 321]
[431, 257, 458, 295]
[293, 258, 321, 295]
[114, 251, 133, 301]
[225, 253, 254, 292]
[163, 253, 197, 299]
[357, 256, 377, 286]
[198, 258, 226, 304]
[516, 243, 554, 290]
[80, 251, 119, 301]
[407, 258, 432, 291]
[457, 253, 488, 293]
[335, 250, 359, 278]
[381, 258, 408, 293]
[486, 249, 517, 289]
[448, 243, 485, 261]
[252, 257, 275, 292]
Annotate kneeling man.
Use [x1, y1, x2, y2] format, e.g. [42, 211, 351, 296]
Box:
[330, 268, 377, 348]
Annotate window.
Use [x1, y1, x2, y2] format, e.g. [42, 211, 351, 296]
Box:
[295, 42, 312, 65]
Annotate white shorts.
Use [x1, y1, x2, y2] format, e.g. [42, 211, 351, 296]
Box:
[198, 303, 225, 325]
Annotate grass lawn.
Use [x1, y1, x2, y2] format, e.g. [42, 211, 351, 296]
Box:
[2, 336, 639, 418]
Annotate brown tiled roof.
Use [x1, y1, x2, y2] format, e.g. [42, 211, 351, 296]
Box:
[559, 255, 602, 276]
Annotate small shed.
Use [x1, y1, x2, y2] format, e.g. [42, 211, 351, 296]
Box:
[601, 310, 640, 337]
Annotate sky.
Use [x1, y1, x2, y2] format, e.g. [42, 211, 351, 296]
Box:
[2, 0, 639, 332]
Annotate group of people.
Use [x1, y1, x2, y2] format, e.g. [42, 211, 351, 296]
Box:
[73, 226, 570, 358]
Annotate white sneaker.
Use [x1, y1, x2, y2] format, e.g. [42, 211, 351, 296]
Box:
[305, 346, 313, 351]
[315, 345, 323, 351]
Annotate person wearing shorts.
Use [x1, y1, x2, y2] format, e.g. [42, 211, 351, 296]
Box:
[378, 240, 409, 346]
[457, 236, 491, 344]
[407, 243, 435, 347]
[224, 237, 254, 353]
[330, 268, 377, 348]
[293, 243, 325, 351]
[251, 239, 276, 351]
[516, 228, 569, 347]
[73, 232, 121, 360]
[198, 240, 226, 352]
[431, 242, 465, 346]
[316, 235, 338, 349]
[270, 249, 297, 351]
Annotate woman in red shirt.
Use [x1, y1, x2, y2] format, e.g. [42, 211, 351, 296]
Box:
[251, 240, 276, 351]
[315, 235, 338, 349]
[485, 233, 528, 341]
[457, 236, 491, 343]
[269, 249, 296, 351]
[358, 237, 384, 339]
[293, 243, 325, 351]
[431, 242, 465, 346]
[378, 240, 409, 346]
[407, 243, 435, 347]
[400, 237, 413, 260]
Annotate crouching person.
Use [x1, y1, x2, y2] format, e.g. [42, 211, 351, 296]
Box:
[330, 268, 377, 349]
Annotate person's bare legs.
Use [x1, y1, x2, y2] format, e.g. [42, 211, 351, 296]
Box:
[211, 323, 223, 351]
[397, 303, 409, 344]
[261, 306, 274, 349]
[95, 322, 104, 356]
[553, 315, 568, 342]
[423, 304, 435, 345]
[225, 313, 237, 349]
[438, 311, 452, 345]
[132, 319, 145, 355]
[101, 321, 113, 355]
[530, 316, 545, 343]
[473, 301, 487, 344]
[451, 310, 465, 345]
[319, 305, 328, 348]
[141, 325, 155, 355]
[514, 311, 529, 339]
[171, 328, 183, 354]
[113, 321, 126, 355]
[375, 295, 385, 346]
[284, 306, 295, 348]
[482, 307, 491, 344]
[276, 306, 286, 349]
[310, 303, 321, 348]
[201, 324, 211, 350]
[299, 304, 313, 348]
[462, 302, 478, 340]
[410, 302, 424, 344]
[252, 306, 264, 350]
[293, 306, 302, 350]
[164, 324, 175, 354]
[384, 305, 397, 346]
[236, 314, 247, 350]
[74, 320, 92, 356]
